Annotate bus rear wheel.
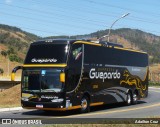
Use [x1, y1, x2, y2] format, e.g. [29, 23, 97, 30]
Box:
[125, 92, 132, 106]
[132, 91, 138, 104]
[80, 96, 90, 113]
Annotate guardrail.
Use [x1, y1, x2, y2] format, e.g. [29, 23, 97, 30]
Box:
[0, 75, 21, 81]
[0, 81, 21, 92]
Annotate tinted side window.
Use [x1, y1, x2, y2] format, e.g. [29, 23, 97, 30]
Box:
[84, 45, 148, 67]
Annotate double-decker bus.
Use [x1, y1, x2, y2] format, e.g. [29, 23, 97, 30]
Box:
[11, 39, 148, 113]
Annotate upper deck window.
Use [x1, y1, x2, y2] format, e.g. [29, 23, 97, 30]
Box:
[24, 43, 69, 64]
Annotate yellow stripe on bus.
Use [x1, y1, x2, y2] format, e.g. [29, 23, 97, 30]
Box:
[23, 105, 81, 111]
[23, 102, 104, 111]
[90, 102, 104, 106]
[74, 41, 147, 54]
[23, 64, 67, 67]
[74, 41, 101, 46]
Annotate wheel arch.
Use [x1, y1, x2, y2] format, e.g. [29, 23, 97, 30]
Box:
[127, 89, 132, 96]
[82, 91, 91, 102]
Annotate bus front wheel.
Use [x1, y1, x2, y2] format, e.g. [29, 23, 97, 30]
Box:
[80, 96, 90, 113]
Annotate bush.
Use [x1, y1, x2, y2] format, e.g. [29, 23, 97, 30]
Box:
[149, 81, 160, 86]
[9, 54, 23, 63]
[0, 68, 4, 74]
[1, 50, 7, 57]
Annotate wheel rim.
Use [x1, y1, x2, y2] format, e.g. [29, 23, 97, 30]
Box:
[127, 94, 131, 104]
[133, 93, 137, 102]
[81, 98, 87, 110]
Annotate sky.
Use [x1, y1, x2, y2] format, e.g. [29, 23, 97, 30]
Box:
[1, 0, 160, 37]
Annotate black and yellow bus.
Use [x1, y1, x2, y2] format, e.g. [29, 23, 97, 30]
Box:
[12, 39, 149, 113]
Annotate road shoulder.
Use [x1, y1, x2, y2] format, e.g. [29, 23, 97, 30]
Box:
[0, 107, 22, 112]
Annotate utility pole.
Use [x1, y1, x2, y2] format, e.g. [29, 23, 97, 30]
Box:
[108, 13, 130, 42]
[8, 55, 9, 77]
[99, 13, 130, 42]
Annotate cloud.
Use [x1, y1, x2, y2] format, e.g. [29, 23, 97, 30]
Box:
[5, 0, 12, 4]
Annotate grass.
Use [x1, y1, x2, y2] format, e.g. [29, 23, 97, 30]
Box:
[0, 84, 21, 108]
[150, 64, 160, 73]
[149, 82, 160, 88]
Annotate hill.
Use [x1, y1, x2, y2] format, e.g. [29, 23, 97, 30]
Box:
[0, 84, 21, 108]
[0, 24, 40, 53]
[46, 28, 160, 64]
[1, 24, 160, 76]
[0, 24, 40, 75]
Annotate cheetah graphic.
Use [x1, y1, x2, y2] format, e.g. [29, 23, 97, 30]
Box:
[120, 70, 147, 97]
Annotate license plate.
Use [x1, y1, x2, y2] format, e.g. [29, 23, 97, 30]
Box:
[36, 104, 43, 108]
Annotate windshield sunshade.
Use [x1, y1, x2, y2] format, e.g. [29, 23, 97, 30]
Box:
[24, 43, 69, 64]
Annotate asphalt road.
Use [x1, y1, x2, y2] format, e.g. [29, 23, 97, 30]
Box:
[0, 87, 160, 124]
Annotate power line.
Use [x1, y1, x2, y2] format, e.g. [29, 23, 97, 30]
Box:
[0, 21, 71, 36]
[2, 2, 160, 29]
[0, 7, 107, 29]
[1, 1, 160, 36]
[83, 0, 160, 17]
[1, 9, 160, 36]
[34, 0, 160, 24]
[0, 3, 109, 25]
[21, 0, 160, 27]
[0, 11, 100, 31]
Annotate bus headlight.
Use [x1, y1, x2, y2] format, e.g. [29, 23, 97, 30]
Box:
[22, 97, 29, 101]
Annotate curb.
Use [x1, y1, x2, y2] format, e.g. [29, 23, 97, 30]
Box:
[0, 107, 23, 112]
[149, 87, 160, 89]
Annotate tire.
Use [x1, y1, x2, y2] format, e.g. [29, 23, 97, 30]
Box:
[80, 96, 90, 113]
[125, 92, 132, 106]
[132, 92, 138, 105]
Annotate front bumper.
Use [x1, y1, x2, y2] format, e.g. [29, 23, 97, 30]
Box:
[22, 101, 81, 111]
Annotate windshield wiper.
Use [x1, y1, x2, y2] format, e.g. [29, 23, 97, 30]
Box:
[23, 88, 39, 93]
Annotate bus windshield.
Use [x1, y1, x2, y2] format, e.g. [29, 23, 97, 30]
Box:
[22, 68, 63, 92]
[24, 43, 69, 64]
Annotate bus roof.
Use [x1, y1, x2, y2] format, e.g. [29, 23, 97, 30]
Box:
[74, 41, 148, 54]
[32, 39, 147, 54]
[32, 39, 76, 44]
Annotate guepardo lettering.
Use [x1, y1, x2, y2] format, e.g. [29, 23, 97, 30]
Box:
[31, 58, 57, 63]
[89, 68, 121, 82]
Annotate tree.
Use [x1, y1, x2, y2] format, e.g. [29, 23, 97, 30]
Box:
[0, 68, 4, 75]
[1, 50, 7, 58]
[7, 47, 16, 55]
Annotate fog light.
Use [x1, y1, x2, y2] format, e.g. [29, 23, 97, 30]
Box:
[66, 100, 70, 109]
